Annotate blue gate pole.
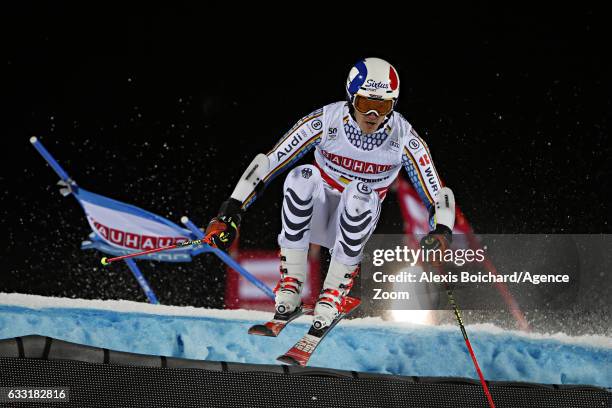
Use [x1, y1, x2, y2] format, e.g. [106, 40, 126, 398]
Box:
[30, 137, 74, 184]
[124, 258, 159, 304]
[181, 216, 275, 300]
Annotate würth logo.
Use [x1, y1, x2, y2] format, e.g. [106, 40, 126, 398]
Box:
[424, 167, 439, 193]
[321, 150, 393, 174]
[418, 154, 430, 166]
[93, 220, 188, 250]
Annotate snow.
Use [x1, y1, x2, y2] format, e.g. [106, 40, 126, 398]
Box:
[0, 292, 610, 388]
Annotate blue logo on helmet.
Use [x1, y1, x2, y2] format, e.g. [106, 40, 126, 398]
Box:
[347, 60, 368, 95]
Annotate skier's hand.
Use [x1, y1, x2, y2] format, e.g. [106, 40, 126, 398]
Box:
[204, 215, 239, 250]
[420, 224, 453, 267]
[204, 198, 243, 251]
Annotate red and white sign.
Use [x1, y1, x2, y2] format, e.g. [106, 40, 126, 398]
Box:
[225, 249, 320, 312]
[81, 200, 190, 251]
[92, 221, 187, 250]
[396, 177, 470, 236]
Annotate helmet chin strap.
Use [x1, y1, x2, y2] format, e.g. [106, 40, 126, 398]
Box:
[378, 111, 393, 130]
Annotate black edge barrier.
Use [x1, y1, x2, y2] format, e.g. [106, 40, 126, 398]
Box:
[0, 335, 609, 408]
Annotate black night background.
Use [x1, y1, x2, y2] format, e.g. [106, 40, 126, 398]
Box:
[2, 4, 610, 308]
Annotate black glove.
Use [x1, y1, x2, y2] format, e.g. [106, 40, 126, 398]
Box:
[204, 198, 243, 251]
[420, 224, 453, 266]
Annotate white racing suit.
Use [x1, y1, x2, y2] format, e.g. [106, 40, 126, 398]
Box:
[237, 101, 444, 327]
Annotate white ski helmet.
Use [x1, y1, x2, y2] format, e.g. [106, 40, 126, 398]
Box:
[346, 57, 400, 114]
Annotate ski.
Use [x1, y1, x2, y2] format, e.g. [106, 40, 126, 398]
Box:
[248, 304, 314, 337]
[276, 296, 361, 366]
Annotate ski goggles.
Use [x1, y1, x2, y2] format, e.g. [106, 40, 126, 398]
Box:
[353, 95, 394, 116]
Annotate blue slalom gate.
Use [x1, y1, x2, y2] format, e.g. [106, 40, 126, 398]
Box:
[30, 136, 274, 303]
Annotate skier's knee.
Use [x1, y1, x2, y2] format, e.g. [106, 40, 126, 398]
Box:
[333, 182, 380, 264]
[283, 165, 322, 201]
[342, 181, 379, 218]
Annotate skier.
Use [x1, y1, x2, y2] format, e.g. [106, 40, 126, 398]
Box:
[203, 57, 456, 330]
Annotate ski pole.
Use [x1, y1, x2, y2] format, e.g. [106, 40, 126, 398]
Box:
[100, 238, 205, 265]
[444, 282, 496, 408]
